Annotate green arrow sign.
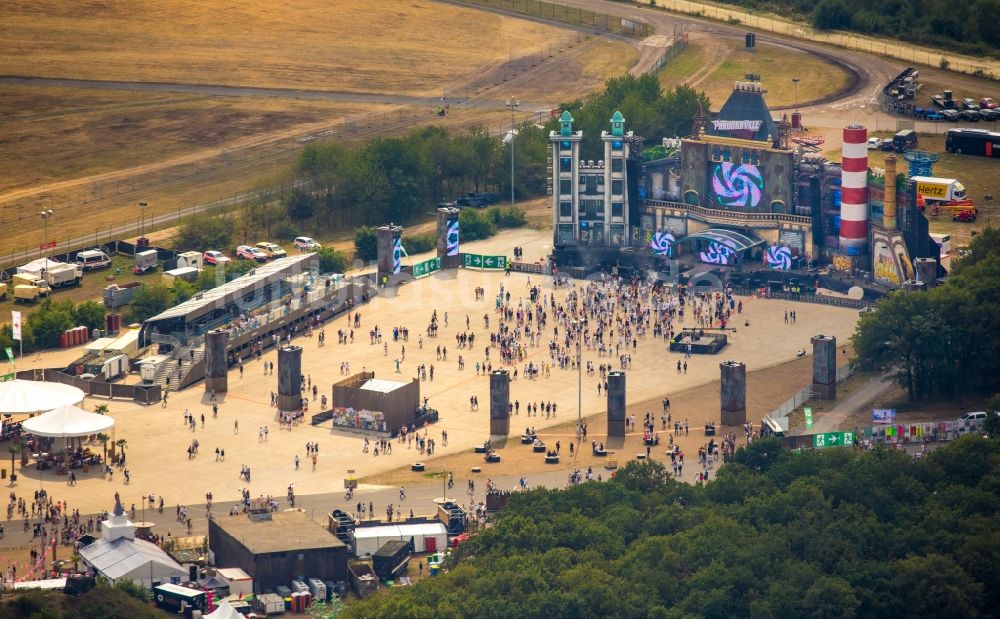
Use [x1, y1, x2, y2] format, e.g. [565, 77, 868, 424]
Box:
[813, 431, 855, 448]
[804, 406, 813, 431]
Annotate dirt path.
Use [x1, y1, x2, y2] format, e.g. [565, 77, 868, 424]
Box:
[812, 371, 894, 432]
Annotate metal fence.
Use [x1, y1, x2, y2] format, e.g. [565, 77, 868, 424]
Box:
[767, 364, 854, 421]
[13, 369, 162, 405]
[647, 33, 690, 75]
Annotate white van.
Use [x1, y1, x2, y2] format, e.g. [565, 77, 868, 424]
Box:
[76, 249, 112, 271]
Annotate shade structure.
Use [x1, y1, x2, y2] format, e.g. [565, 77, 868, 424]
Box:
[0, 379, 85, 416]
[205, 601, 244, 619]
[22, 404, 113, 438]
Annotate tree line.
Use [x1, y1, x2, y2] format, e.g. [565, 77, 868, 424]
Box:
[674, 0, 1000, 58]
[852, 228, 1000, 401]
[342, 436, 1000, 618]
[556, 75, 710, 162]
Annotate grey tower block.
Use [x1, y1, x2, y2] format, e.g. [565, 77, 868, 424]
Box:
[489, 370, 510, 439]
[436, 207, 461, 269]
[811, 335, 837, 400]
[719, 361, 747, 426]
[606, 371, 626, 437]
[277, 345, 303, 411]
[204, 330, 228, 393]
[913, 258, 937, 288]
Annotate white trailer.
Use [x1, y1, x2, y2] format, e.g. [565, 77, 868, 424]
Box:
[45, 263, 82, 288]
[104, 329, 140, 358]
[162, 267, 199, 286]
[352, 521, 448, 556]
[176, 251, 203, 270]
[134, 250, 158, 274]
[139, 355, 169, 382]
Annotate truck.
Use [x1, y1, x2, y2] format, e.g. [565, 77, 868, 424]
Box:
[12, 274, 51, 302]
[911, 177, 966, 202]
[44, 263, 82, 288]
[134, 249, 158, 274]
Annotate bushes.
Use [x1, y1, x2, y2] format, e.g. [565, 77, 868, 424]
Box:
[354, 226, 378, 262]
[403, 233, 437, 254]
[488, 205, 527, 229]
[174, 214, 233, 252]
[458, 208, 496, 242]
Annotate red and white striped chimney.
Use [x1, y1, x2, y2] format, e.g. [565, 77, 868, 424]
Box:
[839, 125, 869, 252]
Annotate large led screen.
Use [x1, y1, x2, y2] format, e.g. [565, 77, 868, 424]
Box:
[446, 218, 460, 256]
[711, 162, 764, 209]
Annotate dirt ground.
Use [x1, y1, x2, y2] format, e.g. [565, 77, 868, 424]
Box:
[0, 0, 566, 95]
[1, 226, 859, 518]
[362, 350, 847, 487]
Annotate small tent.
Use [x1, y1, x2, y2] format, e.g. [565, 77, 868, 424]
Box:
[205, 600, 244, 619]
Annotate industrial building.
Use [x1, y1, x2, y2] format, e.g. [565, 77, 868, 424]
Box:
[208, 510, 348, 592]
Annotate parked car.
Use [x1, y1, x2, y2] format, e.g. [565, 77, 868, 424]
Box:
[236, 245, 268, 262]
[959, 411, 987, 422]
[960, 109, 980, 122]
[203, 250, 231, 266]
[925, 110, 944, 121]
[867, 137, 884, 150]
[962, 98, 980, 111]
[293, 236, 320, 251]
[980, 97, 998, 110]
[255, 242, 287, 259]
[941, 109, 960, 121]
[952, 210, 977, 223]
[979, 108, 998, 121]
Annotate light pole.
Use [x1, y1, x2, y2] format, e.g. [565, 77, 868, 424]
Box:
[138, 200, 148, 243]
[506, 98, 520, 208]
[792, 78, 800, 114]
[39, 209, 53, 260]
[985, 195, 994, 228]
[572, 319, 582, 449]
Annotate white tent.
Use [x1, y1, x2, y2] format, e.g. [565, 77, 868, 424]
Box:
[205, 600, 244, 619]
[0, 380, 85, 415]
[22, 404, 113, 438]
[17, 257, 63, 277]
[353, 521, 448, 556]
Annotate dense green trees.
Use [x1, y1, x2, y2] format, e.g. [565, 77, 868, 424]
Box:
[343, 436, 1000, 618]
[174, 214, 234, 252]
[554, 75, 710, 161]
[680, 0, 1000, 57]
[0, 299, 109, 352]
[288, 124, 542, 232]
[852, 228, 1000, 400]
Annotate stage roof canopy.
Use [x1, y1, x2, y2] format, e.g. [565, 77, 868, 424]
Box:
[683, 228, 765, 252]
[0, 380, 85, 416]
[22, 404, 114, 438]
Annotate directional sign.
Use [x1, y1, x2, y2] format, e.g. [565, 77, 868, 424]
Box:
[813, 431, 855, 448]
[412, 257, 441, 278]
[804, 406, 813, 431]
[0, 372, 14, 382]
[461, 253, 505, 270]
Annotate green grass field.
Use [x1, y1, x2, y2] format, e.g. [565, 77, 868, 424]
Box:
[658, 33, 850, 109]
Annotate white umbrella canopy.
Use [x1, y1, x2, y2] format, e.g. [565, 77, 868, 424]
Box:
[0, 380, 85, 415]
[22, 404, 113, 438]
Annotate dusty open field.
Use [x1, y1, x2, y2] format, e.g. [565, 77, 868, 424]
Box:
[658, 32, 850, 109]
[0, 0, 566, 95]
[0, 0, 635, 257]
[0, 86, 395, 196]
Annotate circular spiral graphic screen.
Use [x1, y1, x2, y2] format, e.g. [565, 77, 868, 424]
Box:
[711, 162, 764, 209]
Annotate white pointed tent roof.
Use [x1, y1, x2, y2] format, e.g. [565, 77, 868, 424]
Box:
[22, 404, 113, 438]
[0, 380, 85, 415]
[205, 600, 245, 619]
